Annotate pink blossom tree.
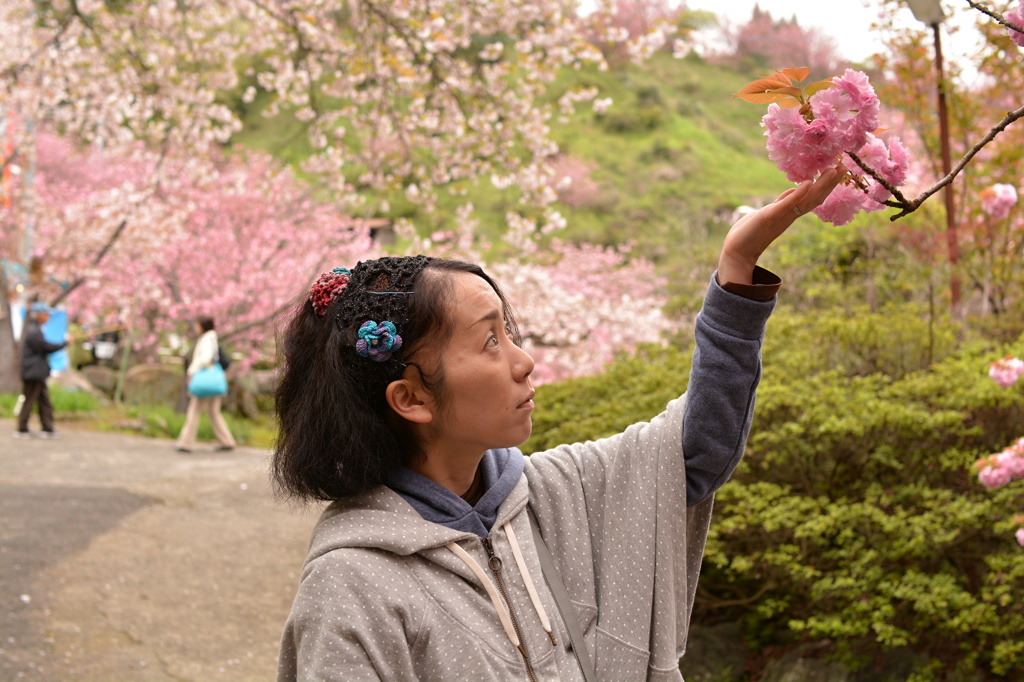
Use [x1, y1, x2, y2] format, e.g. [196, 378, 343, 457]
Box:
[727, 5, 844, 78]
[1, 0, 681, 387]
[976, 355, 1024, 546]
[0, 0, 677, 222]
[403, 209, 672, 385]
[2, 133, 379, 372]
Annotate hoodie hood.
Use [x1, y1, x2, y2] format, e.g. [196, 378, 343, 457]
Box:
[385, 447, 525, 538]
[305, 456, 530, 562]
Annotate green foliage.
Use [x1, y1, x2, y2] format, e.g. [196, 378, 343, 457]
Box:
[117, 403, 272, 448]
[527, 305, 1024, 677]
[522, 343, 693, 454]
[712, 319, 1024, 677]
[1, 387, 100, 418]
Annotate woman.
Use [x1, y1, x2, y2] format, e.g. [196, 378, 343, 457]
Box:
[175, 316, 235, 453]
[273, 169, 844, 681]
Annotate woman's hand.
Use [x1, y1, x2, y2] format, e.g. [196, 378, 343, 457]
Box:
[717, 165, 847, 286]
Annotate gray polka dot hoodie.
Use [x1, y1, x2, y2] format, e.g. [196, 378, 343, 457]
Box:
[278, 275, 774, 681]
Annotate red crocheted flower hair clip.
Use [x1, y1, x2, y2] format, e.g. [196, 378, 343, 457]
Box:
[309, 267, 352, 316]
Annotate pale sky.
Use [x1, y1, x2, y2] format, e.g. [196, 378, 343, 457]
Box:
[683, 0, 983, 79]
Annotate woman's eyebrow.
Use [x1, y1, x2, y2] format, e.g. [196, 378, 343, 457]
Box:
[471, 309, 501, 326]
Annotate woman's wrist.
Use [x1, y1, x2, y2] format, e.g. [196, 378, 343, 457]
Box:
[717, 251, 758, 287]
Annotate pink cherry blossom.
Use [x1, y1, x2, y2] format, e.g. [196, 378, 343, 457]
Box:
[812, 69, 879, 153]
[1016, 527, 1024, 548]
[763, 104, 824, 183]
[995, 449, 1024, 480]
[1007, 0, 1024, 47]
[979, 464, 1012, 489]
[989, 356, 1024, 387]
[980, 183, 1018, 220]
[760, 69, 907, 225]
[813, 184, 876, 227]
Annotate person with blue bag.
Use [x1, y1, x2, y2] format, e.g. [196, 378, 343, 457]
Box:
[14, 302, 69, 439]
[175, 316, 235, 453]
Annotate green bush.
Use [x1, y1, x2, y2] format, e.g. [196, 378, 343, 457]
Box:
[124, 404, 261, 446]
[1, 386, 100, 418]
[525, 305, 1024, 678]
[522, 342, 693, 454]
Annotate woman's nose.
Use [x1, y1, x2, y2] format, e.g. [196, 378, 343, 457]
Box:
[512, 342, 535, 381]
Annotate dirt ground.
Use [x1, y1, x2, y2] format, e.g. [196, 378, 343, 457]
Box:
[1, 420, 321, 681]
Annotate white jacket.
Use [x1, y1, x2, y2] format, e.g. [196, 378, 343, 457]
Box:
[186, 330, 218, 378]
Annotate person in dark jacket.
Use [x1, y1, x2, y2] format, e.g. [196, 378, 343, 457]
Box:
[15, 302, 68, 439]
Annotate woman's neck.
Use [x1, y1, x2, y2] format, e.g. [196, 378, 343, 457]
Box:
[409, 450, 485, 501]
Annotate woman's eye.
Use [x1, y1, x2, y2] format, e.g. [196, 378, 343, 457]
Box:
[486, 334, 500, 348]
[504, 321, 513, 336]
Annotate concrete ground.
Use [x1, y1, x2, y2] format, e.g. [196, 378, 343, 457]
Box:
[1, 419, 321, 681]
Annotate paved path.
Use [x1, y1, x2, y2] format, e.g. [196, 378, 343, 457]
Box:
[1, 420, 320, 681]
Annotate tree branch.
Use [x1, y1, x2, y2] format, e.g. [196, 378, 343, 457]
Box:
[218, 260, 328, 343]
[963, 0, 1024, 35]
[850, 103, 1024, 221]
[49, 219, 128, 307]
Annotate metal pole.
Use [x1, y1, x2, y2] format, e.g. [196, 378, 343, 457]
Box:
[22, 116, 36, 265]
[933, 23, 960, 307]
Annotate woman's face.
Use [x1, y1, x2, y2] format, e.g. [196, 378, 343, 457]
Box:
[418, 271, 535, 459]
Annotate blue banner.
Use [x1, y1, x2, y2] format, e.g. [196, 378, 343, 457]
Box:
[42, 309, 69, 372]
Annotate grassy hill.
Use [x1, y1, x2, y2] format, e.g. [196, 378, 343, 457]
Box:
[231, 50, 788, 274]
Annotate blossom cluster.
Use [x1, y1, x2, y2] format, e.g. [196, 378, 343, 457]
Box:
[760, 70, 909, 226]
[978, 355, 1024, 547]
[1008, 0, 1024, 48]
[989, 356, 1024, 387]
[980, 183, 1019, 220]
[0, 0, 672, 222]
[978, 439, 1024, 490]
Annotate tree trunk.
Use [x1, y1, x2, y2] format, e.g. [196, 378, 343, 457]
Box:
[0, 266, 23, 393]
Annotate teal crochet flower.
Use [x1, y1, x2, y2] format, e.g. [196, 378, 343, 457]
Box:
[356, 320, 402, 362]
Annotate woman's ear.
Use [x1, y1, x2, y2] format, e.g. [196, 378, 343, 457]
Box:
[386, 377, 434, 424]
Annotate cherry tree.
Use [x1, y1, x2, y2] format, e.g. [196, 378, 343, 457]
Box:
[0, 0, 678, 220]
[1, 0, 683, 386]
[3, 132, 379, 370]
[404, 208, 672, 385]
[728, 5, 845, 78]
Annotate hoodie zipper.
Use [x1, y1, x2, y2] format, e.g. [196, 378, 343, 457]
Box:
[482, 537, 539, 682]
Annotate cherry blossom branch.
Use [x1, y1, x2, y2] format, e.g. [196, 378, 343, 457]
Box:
[218, 261, 327, 343]
[846, 151, 911, 209]
[49, 220, 128, 307]
[963, 0, 1024, 34]
[860, 103, 1024, 221]
[0, 8, 76, 86]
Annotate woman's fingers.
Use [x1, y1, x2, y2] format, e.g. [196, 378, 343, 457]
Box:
[717, 165, 848, 284]
[786, 165, 847, 216]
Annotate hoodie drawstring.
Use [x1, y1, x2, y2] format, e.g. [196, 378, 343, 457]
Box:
[503, 521, 557, 646]
[446, 541, 521, 648]
[445, 516, 557, 651]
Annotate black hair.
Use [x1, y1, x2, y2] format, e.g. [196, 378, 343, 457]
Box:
[272, 256, 520, 502]
[197, 317, 215, 333]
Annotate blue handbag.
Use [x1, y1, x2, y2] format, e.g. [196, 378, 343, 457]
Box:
[188, 363, 228, 397]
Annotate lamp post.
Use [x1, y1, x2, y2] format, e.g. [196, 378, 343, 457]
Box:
[906, 0, 961, 306]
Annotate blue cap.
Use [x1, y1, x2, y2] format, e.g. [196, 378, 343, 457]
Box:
[30, 302, 52, 313]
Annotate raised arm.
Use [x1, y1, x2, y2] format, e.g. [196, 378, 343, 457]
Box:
[683, 167, 845, 505]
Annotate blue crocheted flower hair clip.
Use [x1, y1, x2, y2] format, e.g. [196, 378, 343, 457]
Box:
[355, 320, 403, 362]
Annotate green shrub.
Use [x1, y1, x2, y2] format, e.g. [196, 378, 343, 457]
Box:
[526, 305, 1024, 678]
[1, 387, 100, 418]
[522, 342, 693, 454]
[123, 404, 263, 446]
